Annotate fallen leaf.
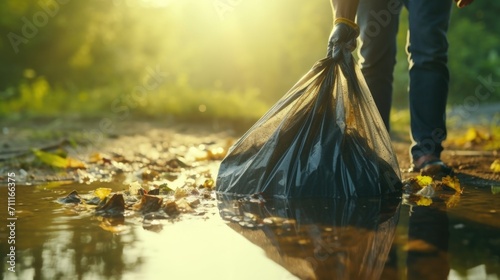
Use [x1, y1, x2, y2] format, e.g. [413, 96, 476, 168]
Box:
[33, 149, 86, 169]
[94, 188, 112, 200]
[441, 176, 462, 193]
[454, 127, 489, 146]
[33, 149, 68, 168]
[490, 159, 500, 173]
[415, 175, 433, 187]
[202, 179, 215, 189]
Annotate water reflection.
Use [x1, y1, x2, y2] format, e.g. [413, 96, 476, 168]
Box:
[406, 205, 449, 280]
[217, 195, 401, 279]
[217, 190, 500, 280]
[2, 184, 499, 279]
[0, 185, 143, 280]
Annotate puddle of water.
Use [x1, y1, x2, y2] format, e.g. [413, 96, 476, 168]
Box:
[1, 184, 499, 279]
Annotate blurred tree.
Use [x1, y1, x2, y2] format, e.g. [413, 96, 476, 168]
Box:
[0, 0, 498, 118]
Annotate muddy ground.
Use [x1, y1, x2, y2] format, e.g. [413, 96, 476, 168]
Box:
[0, 118, 499, 187]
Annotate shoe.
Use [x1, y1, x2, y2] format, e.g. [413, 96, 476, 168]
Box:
[410, 154, 453, 177]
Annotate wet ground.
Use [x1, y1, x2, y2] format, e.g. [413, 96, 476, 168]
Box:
[1, 119, 499, 279]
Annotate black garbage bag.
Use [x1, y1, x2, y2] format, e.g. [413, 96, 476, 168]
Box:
[216, 53, 401, 198]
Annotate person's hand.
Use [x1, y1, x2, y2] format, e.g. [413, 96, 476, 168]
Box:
[327, 18, 359, 60]
[455, 0, 473, 8]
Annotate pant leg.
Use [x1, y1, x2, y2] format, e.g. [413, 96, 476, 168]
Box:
[406, 0, 452, 161]
[357, 0, 403, 131]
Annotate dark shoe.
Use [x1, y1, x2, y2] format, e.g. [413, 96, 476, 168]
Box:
[410, 155, 453, 177]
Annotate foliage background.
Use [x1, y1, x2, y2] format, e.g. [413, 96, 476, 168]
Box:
[1, 0, 499, 121]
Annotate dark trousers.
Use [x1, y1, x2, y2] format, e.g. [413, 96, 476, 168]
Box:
[356, 0, 453, 161]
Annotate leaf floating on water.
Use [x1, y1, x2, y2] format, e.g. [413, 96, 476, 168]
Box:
[133, 194, 163, 213]
[96, 194, 125, 217]
[490, 159, 500, 173]
[57, 190, 81, 204]
[415, 175, 433, 187]
[94, 188, 112, 200]
[441, 176, 462, 193]
[32, 149, 85, 169]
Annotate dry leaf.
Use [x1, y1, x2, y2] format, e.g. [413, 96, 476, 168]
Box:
[94, 188, 112, 200]
[454, 127, 489, 146]
[33, 149, 86, 169]
[490, 159, 500, 173]
[415, 175, 433, 187]
[442, 176, 462, 193]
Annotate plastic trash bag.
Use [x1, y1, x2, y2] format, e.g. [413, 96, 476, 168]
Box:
[216, 54, 401, 198]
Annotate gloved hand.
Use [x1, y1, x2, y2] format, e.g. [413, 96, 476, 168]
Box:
[326, 18, 360, 60]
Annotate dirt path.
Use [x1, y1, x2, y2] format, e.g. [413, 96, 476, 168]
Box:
[0, 118, 499, 187]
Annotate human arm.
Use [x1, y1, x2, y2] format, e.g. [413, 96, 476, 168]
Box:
[330, 0, 359, 21]
[327, 0, 360, 58]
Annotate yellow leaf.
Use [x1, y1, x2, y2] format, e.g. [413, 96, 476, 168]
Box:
[415, 175, 433, 187]
[442, 175, 462, 192]
[454, 127, 490, 146]
[490, 159, 500, 173]
[464, 127, 478, 142]
[33, 149, 69, 168]
[416, 196, 432, 206]
[33, 149, 85, 169]
[94, 188, 112, 200]
[202, 179, 215, 189]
